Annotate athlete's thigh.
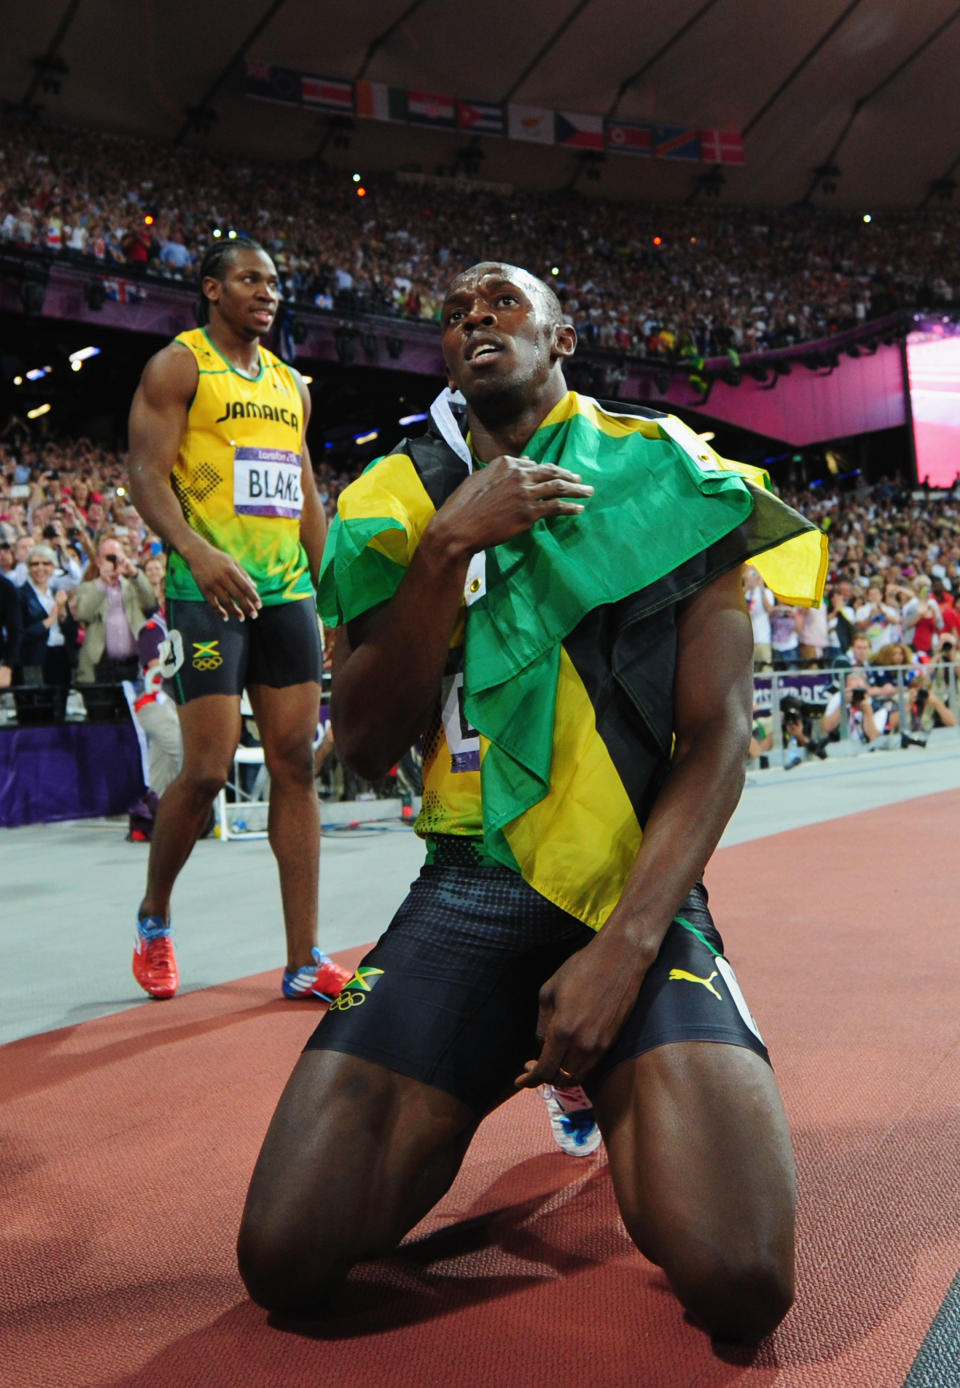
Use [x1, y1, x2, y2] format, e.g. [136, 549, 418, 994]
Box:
[589, 885, 794, 1268]
[176, 692, 243, 771]
[593, 1039, 795, 1274]
[242, 1047, 479, 1263]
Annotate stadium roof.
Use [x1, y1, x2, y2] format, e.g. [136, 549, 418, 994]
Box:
[3, 0, 958, 209]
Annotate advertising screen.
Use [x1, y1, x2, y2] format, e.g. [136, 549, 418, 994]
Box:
[906, 316, 960, 488]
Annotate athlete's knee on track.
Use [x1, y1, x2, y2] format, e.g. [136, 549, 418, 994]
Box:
[664, 1242, 794, 1343]
[237, 1208, 350, 1316]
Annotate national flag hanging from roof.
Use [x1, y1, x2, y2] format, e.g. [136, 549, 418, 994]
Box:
[244, 62, 301, 106]
[653, 125, 700, 160]
[555, 111, 604, 150]
[605, 120, 652, 155]
[300, 74, 353, 113]
[456, 98, 506, 137]
[407, 89, 457, 128]
[354, 80, 407, 122]
[507, 103, 555, 144]
[700, 129, 745, 165]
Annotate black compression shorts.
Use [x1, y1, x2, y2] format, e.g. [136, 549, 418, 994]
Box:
[164, 597, 322, 704]
[304, 860, 769, 1116]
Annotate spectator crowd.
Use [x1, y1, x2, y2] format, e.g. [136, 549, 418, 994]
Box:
[2, 119, 959, 361]
[743, 475, 960, 761]
[2, 414, 958, 696]
[0, 416, 360, 696]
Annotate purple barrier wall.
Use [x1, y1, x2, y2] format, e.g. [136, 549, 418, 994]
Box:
[625, 342, 907, 444]
[0, 722, 145, 829]
[3, 252, 907, 444]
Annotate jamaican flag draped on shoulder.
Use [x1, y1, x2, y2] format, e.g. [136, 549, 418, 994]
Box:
[317, 389, 828, 930]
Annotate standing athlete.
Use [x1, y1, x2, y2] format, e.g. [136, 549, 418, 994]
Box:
[238, 262, 826, 1341]
[127, 237, 349, 1004]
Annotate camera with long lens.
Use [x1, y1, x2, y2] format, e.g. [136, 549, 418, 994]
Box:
[779, 695, 828, 760]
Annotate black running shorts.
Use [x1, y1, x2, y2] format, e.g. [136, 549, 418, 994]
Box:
[304, 861, 769, 1116]
[164, 597, 322, 704]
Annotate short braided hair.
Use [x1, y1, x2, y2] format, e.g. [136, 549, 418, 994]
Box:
[195, 236, 269, 325]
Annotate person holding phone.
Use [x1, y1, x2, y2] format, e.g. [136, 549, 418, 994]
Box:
[71, 536, 157, 683]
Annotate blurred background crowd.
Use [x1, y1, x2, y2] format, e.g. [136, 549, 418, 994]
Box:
[2, 120, 958, 360]
[2, 415, 957, 738]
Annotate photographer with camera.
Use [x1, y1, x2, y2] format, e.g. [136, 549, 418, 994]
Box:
[39, 508, 87, 595]
[822, 670, 883, 745]
[751, 695, 830, 768]
[905, 676, 955, 740]
[929, 635, 959, 721]
[71, 535, 157, 684]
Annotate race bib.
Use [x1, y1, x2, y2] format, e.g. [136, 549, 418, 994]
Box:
[441, 667, 480, 773]
[158, 630, 184, 678]
[716, 957, 764, 1045]
[233, 447, 303, 519]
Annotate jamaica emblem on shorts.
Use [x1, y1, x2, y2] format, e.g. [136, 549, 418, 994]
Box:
[328, 966, 384, 1012]
[192, 640, 223, 671]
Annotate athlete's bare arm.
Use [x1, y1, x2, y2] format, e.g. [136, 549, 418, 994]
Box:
[516, 565, 754, 1088]
[332, 454, 593, 779]
[290, 370, 326, 585]
[127, 342, 261, 620]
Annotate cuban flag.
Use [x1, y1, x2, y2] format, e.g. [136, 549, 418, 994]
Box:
[555, 111, 604, 150]
[456, 99, 506, 137]
[301, 74, 353, 113]
[700, 129, 745, 165]
[605, 120, 652, 156]
[653, 125, 701, 161]
[407, 90, 457, 128]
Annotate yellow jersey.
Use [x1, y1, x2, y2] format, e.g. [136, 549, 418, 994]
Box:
[165, 327, 314, 605]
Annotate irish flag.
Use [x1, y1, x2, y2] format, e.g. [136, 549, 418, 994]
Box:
[354, 81, 407, 122]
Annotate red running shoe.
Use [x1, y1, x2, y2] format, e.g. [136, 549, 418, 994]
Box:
[282, 948, 351, 1001]
[133, 917, 179, 1000]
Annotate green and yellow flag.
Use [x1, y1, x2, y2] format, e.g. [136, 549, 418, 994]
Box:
[318, 391, 827, 929]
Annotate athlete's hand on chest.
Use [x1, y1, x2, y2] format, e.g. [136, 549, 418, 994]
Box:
[428, 456, 593, 559]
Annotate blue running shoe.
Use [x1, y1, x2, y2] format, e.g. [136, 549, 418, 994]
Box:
[282, 947, 351, 1001]
[541, 1083, 602, 1156]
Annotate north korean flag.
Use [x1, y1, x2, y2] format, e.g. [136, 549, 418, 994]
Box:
[605, 121, 653, 155]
